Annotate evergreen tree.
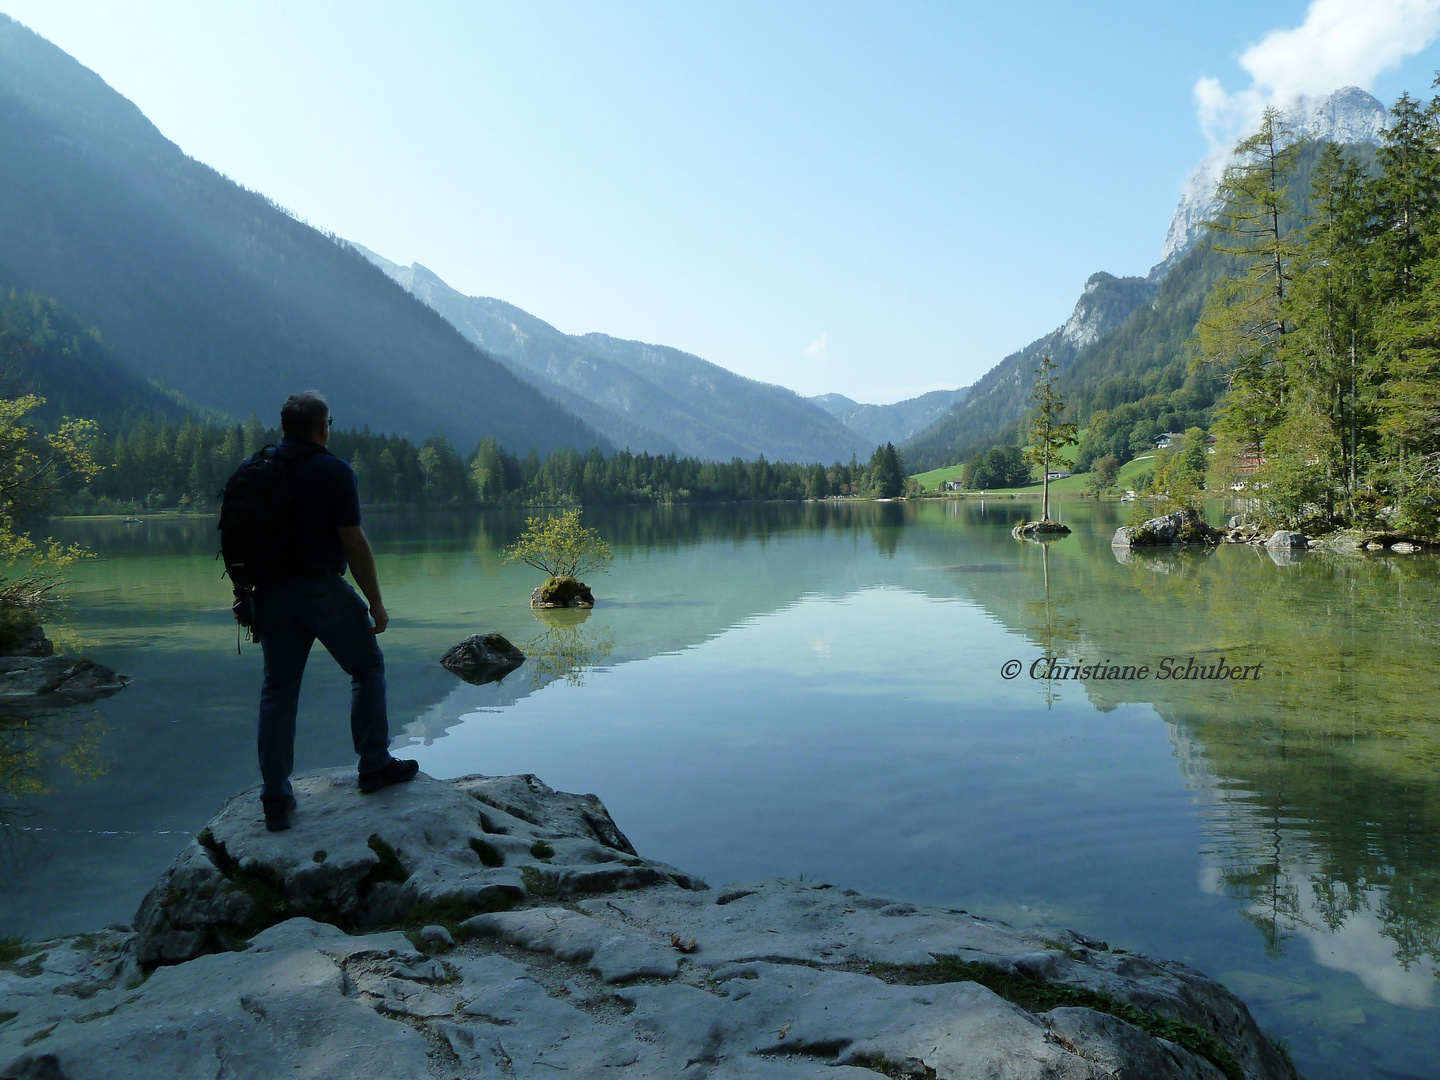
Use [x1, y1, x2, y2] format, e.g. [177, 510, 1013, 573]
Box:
[867, 443, 904, 498]
[1369, 94, 1440, 526]
[1288, 143, 1374, 511]
[1195, 108, 1303, 459]
[1022, 354, 1077, 521]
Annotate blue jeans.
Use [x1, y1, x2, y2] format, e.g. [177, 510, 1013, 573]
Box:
[255, 576, 389, 808]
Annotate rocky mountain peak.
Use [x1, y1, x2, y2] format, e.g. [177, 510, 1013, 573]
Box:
[1060, 271, 1158, 350]
[1155, 86, 1389, 275]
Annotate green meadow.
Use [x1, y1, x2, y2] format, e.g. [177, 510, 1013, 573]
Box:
[910, 451, 1156, 496]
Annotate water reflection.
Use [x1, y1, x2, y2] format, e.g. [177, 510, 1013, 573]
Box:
[932, 509, 1440, 1002]
[523, 608, 614, 688]
[16, 502, 1439, 1078]
[0, 705, 109, 852]
[1020, 542, 1081, 708]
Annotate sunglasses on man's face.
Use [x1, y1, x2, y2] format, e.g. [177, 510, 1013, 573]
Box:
[327, 417, 334, 428]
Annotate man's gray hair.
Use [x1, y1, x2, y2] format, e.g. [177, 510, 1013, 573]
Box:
[280, 391, 329, 438]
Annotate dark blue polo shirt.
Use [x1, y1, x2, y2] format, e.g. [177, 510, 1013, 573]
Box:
[279, 437, 361, 577]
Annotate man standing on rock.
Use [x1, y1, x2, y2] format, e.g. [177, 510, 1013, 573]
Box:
[251, 392, 417, 831]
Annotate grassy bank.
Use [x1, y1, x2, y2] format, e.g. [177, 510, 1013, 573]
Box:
[912, 454, 1154, 496]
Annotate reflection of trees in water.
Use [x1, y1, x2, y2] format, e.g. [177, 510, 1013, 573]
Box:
[469, 502, 920, 562]
[869, 502, 906, 558]
[524, 609, 614, 688]
[1019, 540, 1083, 708]
[939, 525, 1440, 974]
[0, 705, 109, 855]
[63, 502, 927, 576]
[1137, 552, 1440, 972]
[1195, 718, 1440, 972]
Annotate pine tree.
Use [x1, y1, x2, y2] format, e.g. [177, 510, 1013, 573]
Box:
[868, 443, 904, 498]
[1195, 107, 1303, 460]
[1289, 143, 1374, 511]
[1370, 93, 1440, 523]
[1023, 353, 1077, 521]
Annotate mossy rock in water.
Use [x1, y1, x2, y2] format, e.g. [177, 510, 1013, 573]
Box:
[531, 576, 595, 609]
[1012, 519, 1072, 540]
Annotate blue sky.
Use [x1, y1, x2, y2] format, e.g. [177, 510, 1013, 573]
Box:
[6, 1, 1440, 403]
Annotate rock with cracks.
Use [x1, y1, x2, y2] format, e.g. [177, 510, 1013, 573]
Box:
[4, 772, 1300, 1080]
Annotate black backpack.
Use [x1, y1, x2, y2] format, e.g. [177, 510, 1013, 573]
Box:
[217, 443, 316, 589]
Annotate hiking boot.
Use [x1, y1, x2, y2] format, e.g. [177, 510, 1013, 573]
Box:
[359, 757, 420, 794]
[265, 795, 297, 832]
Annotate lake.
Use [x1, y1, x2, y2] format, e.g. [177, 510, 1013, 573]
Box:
[2, 500, 1436, 1080]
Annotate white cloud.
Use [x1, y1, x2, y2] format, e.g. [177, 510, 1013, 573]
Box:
[1195, 0, 1440, 144]
[804, 333, 829, 359]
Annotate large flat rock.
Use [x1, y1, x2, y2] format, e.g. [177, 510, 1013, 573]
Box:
[1, 773, 1300, 1080]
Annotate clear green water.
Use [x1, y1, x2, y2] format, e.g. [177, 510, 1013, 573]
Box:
[1, 501, 1436, 1079]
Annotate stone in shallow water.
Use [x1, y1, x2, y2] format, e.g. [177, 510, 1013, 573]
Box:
[1013, 520, 1071, 540]
[1113, 508, 1221, 548]
[0, 654, 129, 702]
[1265, 530, 1308, 549]
[439, 632, 525, 684]
[530, 575, 595, 608]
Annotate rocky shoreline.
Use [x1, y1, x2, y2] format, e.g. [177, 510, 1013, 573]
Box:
[0, 771, 1301, 1079]
[1111, 507, 1435, 557]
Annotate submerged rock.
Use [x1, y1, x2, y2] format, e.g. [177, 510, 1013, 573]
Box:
[439, 632, 525, 685]
[530, 575, 595, 608]
[4, 773, 1302, 1080]
[1112, 508, 1221, 547]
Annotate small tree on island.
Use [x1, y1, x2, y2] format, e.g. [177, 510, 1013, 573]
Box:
[1022, 353, 1077, 522]
[503, 509, 612, 599]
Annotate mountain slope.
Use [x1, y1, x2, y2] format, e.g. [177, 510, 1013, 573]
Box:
[357, 248, 869, 463]
[0, 15, 603, 456]
[901, 272, 1157, 471]
[808, 387, 969, 449]
[0, 287, 194, 431]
